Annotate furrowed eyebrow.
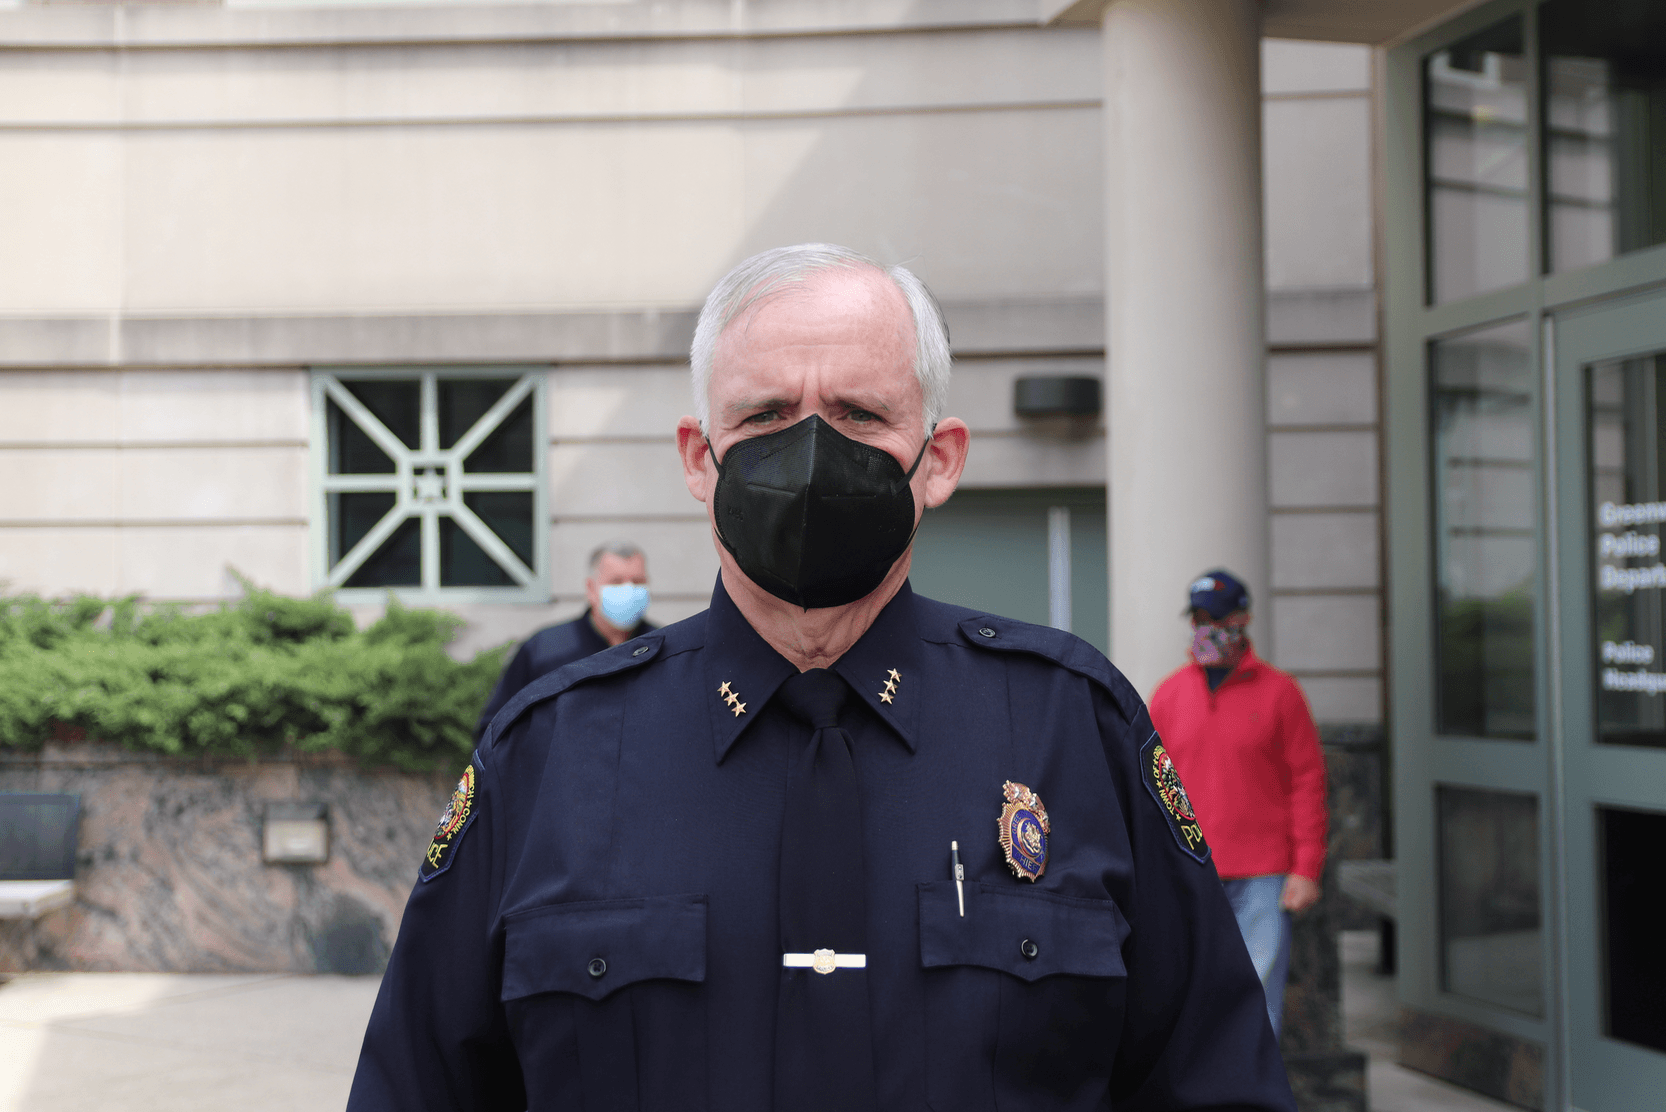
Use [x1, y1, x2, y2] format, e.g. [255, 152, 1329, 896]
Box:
[724, 396, 795, 416]
[722, 393, 896, 417]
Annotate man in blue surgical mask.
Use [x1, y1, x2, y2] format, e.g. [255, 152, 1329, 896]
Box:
[472, 542, 654, 741]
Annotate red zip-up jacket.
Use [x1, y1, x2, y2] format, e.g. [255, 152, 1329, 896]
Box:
[1148, 645, 1328, 881]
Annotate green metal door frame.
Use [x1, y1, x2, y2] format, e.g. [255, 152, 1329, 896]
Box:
[1385, 0, 1559, 1082]
[1550, 288, 1666, 1112]
[1385, 0, 1666, 1106]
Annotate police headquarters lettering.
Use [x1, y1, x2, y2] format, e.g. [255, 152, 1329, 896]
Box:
[1596, 503, 1666, 701]
[1597, 528, 1666, 592]
[1602, 640, 1656, 665]
[1601, 667, 1666, 695]
[1598, 500, 1666, 528]
[1595, 508, 1666, 594]
[1599, 562, 1666, 593]
[1597, 531, 1662, 558]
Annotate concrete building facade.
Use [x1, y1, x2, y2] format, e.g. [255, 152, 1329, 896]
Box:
[0, 1, 1383, 723]
[36, 0, 1655, 1109]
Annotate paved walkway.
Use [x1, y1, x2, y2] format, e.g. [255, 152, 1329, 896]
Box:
[0, 932, 1519, 1111]
[0, 973, 377, 1111]
[1341, 930, 1520, 1112]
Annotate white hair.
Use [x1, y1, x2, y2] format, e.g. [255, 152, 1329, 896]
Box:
[689, 243, 952, 432]
[588, 541, 644, 572]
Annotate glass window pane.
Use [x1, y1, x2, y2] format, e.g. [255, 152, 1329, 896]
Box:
[465, 396, 535, 474]
[1543, 0, 1666, 273]
[326, 398, 394, 475]
[1600, 805, 1666, 1054]
[1588, 353, 1666, 747]
[1432, 320, 1537, 739]
[464, 492, 534, 567]
[344, 380, 421, 450]
[1437, 786, 1543, 1016]
[327, 491, 396, 568]
[440, 517, 514, 587]
[439, 378, 517, 449]
[1426, 17, 1530, 303]
[344, 518, 421, 588]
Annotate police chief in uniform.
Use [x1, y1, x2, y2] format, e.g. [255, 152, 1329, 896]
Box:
[347, 244, 1295, 1112]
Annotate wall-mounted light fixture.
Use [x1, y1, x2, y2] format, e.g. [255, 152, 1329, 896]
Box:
[1013, 376, 1102, 419]
[263, 802, 329, 865]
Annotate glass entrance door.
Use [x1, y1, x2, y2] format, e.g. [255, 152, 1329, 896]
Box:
[1553, 288, 1666, 1111]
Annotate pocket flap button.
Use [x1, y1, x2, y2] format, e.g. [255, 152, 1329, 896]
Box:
[1019, 938, 1039, 960]
[587, 957, 608, 978]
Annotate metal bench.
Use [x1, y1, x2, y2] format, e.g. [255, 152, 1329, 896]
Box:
[1338, 858, 1396, 975]
[1337, 858, 1396, 918]
[0, 794, 80, 919]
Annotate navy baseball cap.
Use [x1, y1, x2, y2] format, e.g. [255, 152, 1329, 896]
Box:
[1187, 569, 1251, 620]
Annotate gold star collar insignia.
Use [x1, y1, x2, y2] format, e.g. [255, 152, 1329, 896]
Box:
[718, 681, 746, 717]
[878, 668, 901, 705]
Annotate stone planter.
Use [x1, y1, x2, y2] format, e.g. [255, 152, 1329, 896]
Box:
[0, 741, 455, 975]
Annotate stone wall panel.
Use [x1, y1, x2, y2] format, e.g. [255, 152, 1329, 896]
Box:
[0, 746, 448, 974]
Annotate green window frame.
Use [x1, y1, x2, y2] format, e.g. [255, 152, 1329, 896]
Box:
[308, 366, 549, 604]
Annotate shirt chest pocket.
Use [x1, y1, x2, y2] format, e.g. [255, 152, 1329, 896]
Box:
[502, 894, 708, 1112]
[918, 881, 1130, 1112]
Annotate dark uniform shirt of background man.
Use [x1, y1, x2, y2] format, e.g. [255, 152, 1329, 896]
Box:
[348, 244, 1296, 1112]
[473, 542, 655, 741]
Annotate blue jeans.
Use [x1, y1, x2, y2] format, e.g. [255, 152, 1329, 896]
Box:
[1222, 875, 1292, 1039]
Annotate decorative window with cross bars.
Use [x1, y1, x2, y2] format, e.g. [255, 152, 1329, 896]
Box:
[308, 368, 547, 603]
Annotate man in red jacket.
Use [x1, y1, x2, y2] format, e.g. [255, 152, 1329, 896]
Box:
[1148, 569, 1328, 1038]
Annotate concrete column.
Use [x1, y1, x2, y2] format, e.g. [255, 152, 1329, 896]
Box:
[1101, 0, 1270, 697]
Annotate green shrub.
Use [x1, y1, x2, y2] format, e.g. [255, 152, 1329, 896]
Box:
[0, 585, 508, 772]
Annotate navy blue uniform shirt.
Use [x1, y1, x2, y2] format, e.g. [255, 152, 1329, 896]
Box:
[474, 610, 656, 742]
[352, 580, 1294, 1112]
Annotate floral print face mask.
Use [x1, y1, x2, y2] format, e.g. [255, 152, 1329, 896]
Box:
[1190, 615, 1250, 668]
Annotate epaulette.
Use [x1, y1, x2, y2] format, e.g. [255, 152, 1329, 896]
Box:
[954, 614, 1142, 723]
[481, 634, 666, 749]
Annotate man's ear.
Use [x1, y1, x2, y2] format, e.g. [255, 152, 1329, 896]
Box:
[676, 416, 713, 503]
[920, 418, 970, 510]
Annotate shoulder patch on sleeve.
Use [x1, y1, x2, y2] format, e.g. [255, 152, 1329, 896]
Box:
[482, 633, 666, 749]
[420, 761, 479, 882]
[1139, 730, 1211, 864]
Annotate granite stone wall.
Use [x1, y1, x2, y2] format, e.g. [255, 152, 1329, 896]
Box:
[0, 741, 454, 974]
[1321, 728, 1386, 932]
[1277, 729, 1383, 1112]
[1399, 1006, 1544, 1111]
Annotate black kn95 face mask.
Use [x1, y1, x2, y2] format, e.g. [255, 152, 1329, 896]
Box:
[708, 414, 930, 609]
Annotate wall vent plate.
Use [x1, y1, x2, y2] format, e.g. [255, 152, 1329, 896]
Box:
[263, 802, 329, 865]
[1013, 376, 1102, 418]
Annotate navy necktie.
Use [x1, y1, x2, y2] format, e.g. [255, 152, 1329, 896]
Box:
[772, 668, 877, 1112]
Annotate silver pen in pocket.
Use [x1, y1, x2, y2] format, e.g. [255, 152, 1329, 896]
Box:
[951, 840, 964, 917]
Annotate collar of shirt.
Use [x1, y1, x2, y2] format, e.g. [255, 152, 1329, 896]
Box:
[575, 609, 610, 654]
[580, 607, 657, 646]
[702, 576, 924, 763]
